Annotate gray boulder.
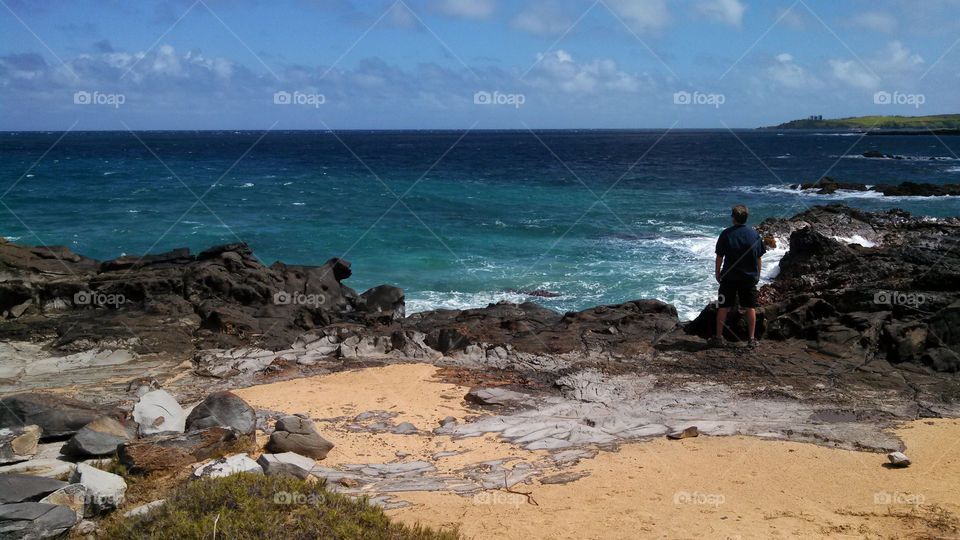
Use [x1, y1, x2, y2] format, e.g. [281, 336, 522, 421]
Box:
[0, 425, 41, 464]
[62, 416, 135, 457]
[185, 391, 256, 435]
[256, 452, 316, 479]
[0, 474, 68, 504]
[132, 389, 186, 436]
[0, 502, 79, 539]
[68, 464, 125, 513]
[39, 484, 88, 520]
[0, 394, 116, 439]
[266, 416, 334, 459]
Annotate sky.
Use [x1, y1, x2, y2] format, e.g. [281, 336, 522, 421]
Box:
[1, 0, 959, 130]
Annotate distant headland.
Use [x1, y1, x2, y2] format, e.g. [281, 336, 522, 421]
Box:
[763, 113, 960, 133]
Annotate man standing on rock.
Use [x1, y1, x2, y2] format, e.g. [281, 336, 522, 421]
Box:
[711, 204, 765, 349]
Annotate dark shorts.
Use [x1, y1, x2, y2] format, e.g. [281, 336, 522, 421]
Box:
[718, 278, 759, 309]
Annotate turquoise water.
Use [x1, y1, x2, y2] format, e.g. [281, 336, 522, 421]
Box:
[1, 130, 958, 320]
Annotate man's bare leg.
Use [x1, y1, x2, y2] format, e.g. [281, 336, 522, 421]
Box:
[745, 308, 756, 339]
[716, 307, 728, 338]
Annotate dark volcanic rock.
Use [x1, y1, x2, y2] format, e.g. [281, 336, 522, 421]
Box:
[0, 238, 395, 358]
[698, 203, 960, 371]
[0, 475, 68, 504]
[790, 176, 960, 197]
[0, 393, 120, 440]
[185, 391, 256, 435]
[0, 502, 78, 538]
[360, 285, 405, 320]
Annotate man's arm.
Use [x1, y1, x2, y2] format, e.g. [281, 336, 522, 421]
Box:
[756, 258, 762, 281]
[715, 255, 723, 283]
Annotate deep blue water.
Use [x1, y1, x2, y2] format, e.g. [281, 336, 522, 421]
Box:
[1, 130, 958, 320]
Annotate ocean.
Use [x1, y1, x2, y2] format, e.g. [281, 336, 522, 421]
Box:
[1, 130, 958, 321]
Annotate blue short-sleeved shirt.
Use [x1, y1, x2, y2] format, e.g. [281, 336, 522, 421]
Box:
[716, 224, 766, 282]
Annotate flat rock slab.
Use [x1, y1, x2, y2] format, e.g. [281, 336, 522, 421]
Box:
[465, 387, 530, 407]
[257, 452, 317, 479]
[0, 474, 68, 504]
[0, 502, 78, 539]
[0, 425, 41, 464]
[539, 471, 589, 485]
[0, 459, 76, 479]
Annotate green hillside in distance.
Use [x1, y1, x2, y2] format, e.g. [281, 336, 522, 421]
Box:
[767, 114, 960, 130]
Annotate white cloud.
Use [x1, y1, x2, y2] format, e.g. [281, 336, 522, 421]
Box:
[775, 6, 806, 29]
[433, 0, 495, 19]
[606, 0, 671, 34]
[152, 44, 182, 76]
[880, 40, 924, 71]
[828, 59, 880, 89]
[697, 0, 746, 28]
[527, 49, 643, 94]
[850, 11, 898, 34]
[511, 5, 573, 37]
[768, 53, 814, 88]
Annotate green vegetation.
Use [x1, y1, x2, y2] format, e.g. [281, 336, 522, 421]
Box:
[769, 114, 960, 130]
[101, 473, 460, 540]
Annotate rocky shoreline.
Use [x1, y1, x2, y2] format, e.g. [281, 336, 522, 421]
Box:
[790, 176, 960, 196]
[1, 203, 959, 536]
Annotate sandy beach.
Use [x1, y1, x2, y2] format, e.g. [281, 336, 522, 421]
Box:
[235, 363, 960, 539]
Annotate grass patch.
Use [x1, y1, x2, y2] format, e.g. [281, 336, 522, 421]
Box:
[100, 473, 459, 539]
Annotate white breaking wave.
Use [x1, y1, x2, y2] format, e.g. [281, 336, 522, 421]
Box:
[732, 184, 958, 200]
[406, 290, 532, 314]
[833, 234, 877, 247]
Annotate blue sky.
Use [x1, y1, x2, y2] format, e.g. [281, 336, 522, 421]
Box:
[2, 0, 959, 129]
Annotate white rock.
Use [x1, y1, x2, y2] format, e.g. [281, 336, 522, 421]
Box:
[888, 451, 911, 467]
[69, 463, 126, 512]
[123, 499, 166, 518]
[194, 454, 263, 479]
[133, 389, 186, 436]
